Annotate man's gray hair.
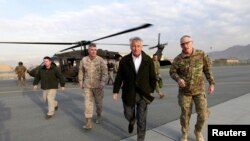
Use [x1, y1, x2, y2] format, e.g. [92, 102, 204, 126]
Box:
[180, 35, 192, 42]
[129, 37, 143, 46]
[88, 43, 97, 48]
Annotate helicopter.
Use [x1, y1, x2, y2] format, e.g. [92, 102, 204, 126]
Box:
[148, 33, 171, 66]
[0, 23, 171, 82]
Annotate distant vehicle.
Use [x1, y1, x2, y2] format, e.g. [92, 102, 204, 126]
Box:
[0, 24, 171, 82]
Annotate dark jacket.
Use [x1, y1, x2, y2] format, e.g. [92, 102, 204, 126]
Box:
[113, 51, 157, 106]
[33, 63, 65, 90]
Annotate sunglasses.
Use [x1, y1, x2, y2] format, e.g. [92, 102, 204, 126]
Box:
[180, 41, 192, 46]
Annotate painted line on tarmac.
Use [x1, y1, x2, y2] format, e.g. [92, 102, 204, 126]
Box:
[0, 87, 80, 94]
[165, 81, 250, 86]
[1, 81, 249, 94]
[0, 89, 38, 94]
[213, 81, 250, 85]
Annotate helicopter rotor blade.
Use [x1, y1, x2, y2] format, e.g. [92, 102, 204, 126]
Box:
[91, 23, 152, 42]
[158, 33, 160, 45]
[148, 46, 158, 50]
[149, 42, 168, 50]
[60, 23, 152, 52]
[95, 43, 130, 46]
[0, 23, 152, 53]
[60, 43, 83, 52]
[0, 41, 75, 45]
[162, 42, 168, 46]
[96, 43, 148, 46]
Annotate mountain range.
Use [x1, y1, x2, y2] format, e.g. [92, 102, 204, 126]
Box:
[208, 44, 250, 60]
[0, 64, 13, 72]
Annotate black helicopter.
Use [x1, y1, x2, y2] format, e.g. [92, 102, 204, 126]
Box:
[149, 33, 171, 66]
[0, 23, 171, 81]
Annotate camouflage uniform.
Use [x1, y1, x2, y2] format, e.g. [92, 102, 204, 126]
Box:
[169, 49, 215, 136]
[78, 56, 107, 119]
[107, 61, 114, 85]
[114, 60, 120, 79]
[114, 61, 119, 73]
[15, 64, 27, 86]
[153, 60, 164, 98]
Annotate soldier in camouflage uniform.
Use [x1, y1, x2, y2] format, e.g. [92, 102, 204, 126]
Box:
[107, 59, 114, 85]
[15, 61, 27, 87]
[114, 56, 122, 79]
[78, 43, 108, 129]
[169, 35, 215, 141]
[153, 54, 164, 99]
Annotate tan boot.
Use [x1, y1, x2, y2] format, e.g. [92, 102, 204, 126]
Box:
[181, 133, 188, 141]
[159, 94, 164, 99]
[194, 130, 204, 141]
[83, 118, 93, 129]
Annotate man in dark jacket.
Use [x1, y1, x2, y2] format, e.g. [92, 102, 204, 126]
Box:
[33, 56, 65, 119]
[113, 37, 157, 141]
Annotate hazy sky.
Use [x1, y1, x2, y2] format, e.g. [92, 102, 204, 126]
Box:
[1, 0, 250, 67]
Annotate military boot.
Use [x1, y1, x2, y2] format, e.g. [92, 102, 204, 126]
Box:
[96, 114, 101, 124]
[181, 133, 188, 141]
[83, 118, 93, 129]
[194, 130, 204, 141]
[159, 93, 165, 99]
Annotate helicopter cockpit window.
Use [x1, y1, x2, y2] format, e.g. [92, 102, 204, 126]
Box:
[67, 60, 73, 67]
[67, 59, 76, 66]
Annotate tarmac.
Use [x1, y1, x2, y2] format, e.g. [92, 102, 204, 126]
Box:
[121, 93, 250, 141]
[1, 65, 250, 141]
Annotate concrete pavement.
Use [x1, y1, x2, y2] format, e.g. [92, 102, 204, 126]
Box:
[1, 65, 250, 141]
[121, 93, 250, 141]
